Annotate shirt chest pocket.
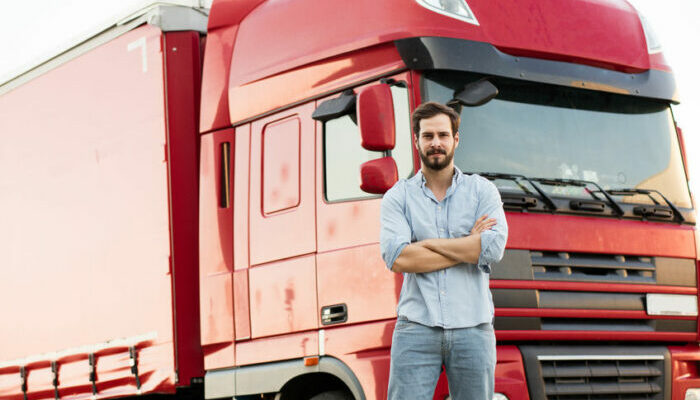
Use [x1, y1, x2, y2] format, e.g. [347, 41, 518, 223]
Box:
[409, 215, 438, 242]
[448, 196, 478, 238]
[406, 201, 440, 241]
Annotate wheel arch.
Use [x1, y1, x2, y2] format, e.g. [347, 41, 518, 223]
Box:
[204, 356, 366, 400]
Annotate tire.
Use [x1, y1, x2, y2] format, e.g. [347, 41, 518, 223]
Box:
[308, 390, 353, 400]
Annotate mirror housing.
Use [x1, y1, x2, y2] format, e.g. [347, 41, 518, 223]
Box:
[447, 79, 498, 113]
[360, 157, 398, 194]
[357, 83, 395, 151]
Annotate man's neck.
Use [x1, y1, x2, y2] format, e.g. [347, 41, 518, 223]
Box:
[422, 164, 455, 201]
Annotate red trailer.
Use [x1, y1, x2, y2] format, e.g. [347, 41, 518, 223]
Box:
[1, 0, 698, 399]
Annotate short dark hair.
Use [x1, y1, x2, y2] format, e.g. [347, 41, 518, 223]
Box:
[411, 102, 460, 137]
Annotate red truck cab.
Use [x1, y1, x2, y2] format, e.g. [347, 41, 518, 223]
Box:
[199, 1, 698, 399]
[1, 0, 698, 399]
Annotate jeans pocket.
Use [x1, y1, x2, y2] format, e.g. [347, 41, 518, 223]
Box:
[394, 318, 428, 334]
[472, 325, 496, 369]
[394, 317, 411, 331]
[475, 322, 493, 332]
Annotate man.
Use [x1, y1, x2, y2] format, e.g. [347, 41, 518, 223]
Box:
[380, 101, 508, 400]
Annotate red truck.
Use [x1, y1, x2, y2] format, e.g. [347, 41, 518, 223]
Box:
[1, 0, 697, 399]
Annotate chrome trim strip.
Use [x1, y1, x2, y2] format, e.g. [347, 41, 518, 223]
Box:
[538, 354, 664, 361]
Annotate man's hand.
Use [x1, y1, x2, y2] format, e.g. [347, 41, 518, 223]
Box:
[392, 215, 498, 273]
[421, 215, 498, 264]
[471, 215, 497, 235]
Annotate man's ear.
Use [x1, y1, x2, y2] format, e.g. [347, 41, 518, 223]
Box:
[454, 131, 460, 148]
[413, 134, 419, 150]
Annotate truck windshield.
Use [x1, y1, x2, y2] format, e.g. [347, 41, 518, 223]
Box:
[422, 71, 692, 209]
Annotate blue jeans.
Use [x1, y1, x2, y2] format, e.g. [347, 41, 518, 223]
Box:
[388, 318, 496, 400]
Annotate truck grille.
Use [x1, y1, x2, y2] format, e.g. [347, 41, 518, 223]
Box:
[542, 357, 663, 399]
[520, 346, 668, 400]
[491, 250, 698, 335]
[491, 249, 696, 287]
[531, 252, 655, 284]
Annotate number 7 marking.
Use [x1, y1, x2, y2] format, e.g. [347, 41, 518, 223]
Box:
[127, 37, 147, 73]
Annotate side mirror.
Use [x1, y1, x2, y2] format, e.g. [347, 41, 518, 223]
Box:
[357, 83, 395, 151]
[360, 157, 398, 194]
[447, 79, 498, 113]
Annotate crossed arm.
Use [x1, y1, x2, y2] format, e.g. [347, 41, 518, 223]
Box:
[380, 180, 507, 274]
[391, 216, 496, 273]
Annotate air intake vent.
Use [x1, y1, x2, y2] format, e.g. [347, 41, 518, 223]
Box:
[531, 252, 655, 284]
[491, 249, 696, 286]
[541, 357, 663, 399]
[520, 346, 668, 400]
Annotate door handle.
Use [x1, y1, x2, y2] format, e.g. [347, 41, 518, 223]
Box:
[321, 304, 347, 325]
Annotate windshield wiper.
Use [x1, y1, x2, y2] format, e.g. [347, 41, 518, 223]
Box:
[606, 188, 685, 222]
[469, 172, 629, 217]
[467, 172, 557, 210]
[530, 177, 624, 217]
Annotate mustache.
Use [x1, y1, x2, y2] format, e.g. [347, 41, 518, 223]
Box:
[426, 149, 447, 156]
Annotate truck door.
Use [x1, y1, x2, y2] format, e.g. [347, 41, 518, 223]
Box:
[246, 102, 318, 342]
[315, 73, 415, 327]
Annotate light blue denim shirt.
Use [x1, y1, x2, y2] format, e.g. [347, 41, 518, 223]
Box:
[380, 167, 508, 328]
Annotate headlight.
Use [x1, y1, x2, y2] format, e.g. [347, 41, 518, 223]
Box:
[686, 388, 700, 400]
[629, 4, 662, 54]
[415, 0, 479, 26]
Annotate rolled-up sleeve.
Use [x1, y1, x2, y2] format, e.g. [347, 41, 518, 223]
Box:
[380, 181, 412, 271]
[475, 179, 508, 273]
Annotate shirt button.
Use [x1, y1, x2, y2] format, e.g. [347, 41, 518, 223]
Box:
[437, 206, 442, 210]
[441, 291, 445, 295]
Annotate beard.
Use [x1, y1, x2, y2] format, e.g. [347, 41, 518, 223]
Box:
[419, 146, 455, 171]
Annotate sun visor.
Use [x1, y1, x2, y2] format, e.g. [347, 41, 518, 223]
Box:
[395, 37, 679, 103]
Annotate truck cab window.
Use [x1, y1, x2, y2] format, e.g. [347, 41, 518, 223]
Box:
[390, 85, 414, 179]
[422, 70, 692, 209]
[322, 84, 414, 202]
[323, 114, 381, 202]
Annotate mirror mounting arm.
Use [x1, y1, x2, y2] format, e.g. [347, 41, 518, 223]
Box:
[449, 79, 499, 112]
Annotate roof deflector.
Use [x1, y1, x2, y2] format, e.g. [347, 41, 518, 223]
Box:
[312, 90, 356, 122]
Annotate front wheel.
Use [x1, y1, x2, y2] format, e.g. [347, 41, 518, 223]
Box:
[308, 390, 353, 400]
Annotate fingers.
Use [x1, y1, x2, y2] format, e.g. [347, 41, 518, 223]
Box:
[478, 219, 497, 232]
[471, 215, 497, 234]
[474, 216, 494, 229]
[472, 215, 487, 231]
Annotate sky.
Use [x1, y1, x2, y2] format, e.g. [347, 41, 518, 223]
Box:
[627, 0, 700, 194]
[1, 0, 700, 194]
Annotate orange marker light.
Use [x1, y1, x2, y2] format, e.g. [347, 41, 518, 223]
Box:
[304, 356, 319, 366]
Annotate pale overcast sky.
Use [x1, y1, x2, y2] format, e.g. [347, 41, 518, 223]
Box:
[1, 0, 699, 194]
[629, 0, 700, 193]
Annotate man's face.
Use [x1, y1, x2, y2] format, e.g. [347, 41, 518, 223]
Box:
[415, 113, 459, 171]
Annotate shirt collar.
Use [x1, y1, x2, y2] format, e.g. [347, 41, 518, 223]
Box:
[415, 165, 463, 202]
